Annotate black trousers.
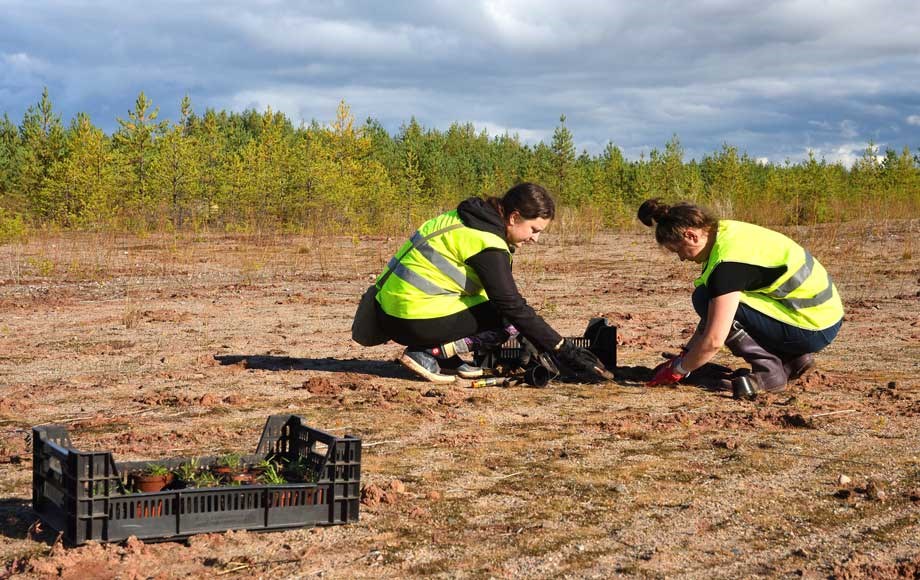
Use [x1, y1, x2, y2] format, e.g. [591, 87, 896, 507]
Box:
[376, 301, 503, 349]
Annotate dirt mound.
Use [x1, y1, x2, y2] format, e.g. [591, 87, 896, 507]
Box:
[361, 479, 407, 508]
[298, 376, 343, 396]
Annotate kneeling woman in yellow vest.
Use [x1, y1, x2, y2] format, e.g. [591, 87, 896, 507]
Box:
[638, 199, 844, 400]
[374, 183, 611, 384]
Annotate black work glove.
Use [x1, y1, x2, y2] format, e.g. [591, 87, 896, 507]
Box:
[555, 339, 614, 381]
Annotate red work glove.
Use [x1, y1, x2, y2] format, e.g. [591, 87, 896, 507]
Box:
[647, 356, 687, 386]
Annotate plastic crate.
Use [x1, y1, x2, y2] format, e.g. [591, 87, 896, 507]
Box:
[474, 317, 617, 379]
[31, 415, 361, 546]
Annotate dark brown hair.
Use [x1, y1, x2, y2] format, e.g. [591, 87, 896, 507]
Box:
[487, 182, 556, 221]
[637, 198, 718, 245]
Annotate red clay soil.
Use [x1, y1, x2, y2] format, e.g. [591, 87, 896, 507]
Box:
[0, 220, 918, 578]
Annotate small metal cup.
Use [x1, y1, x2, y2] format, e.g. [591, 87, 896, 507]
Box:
[732, 375, 757, 400]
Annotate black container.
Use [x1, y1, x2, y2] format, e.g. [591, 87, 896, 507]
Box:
[32, 415, 361, 546]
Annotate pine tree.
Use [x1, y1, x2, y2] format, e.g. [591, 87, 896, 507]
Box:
[0, 114, 23, 211]
[550, 114, 576, 202]
[113, 92, 167, 219]
[42, 113, 117, 227]
[18, 88, 67, 218]
[193, 109, 227, 225]
[149, 102, 201, 228]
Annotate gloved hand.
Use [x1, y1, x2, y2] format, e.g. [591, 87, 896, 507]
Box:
[647, 356, 687, 386]
[555, 339, 615, 381]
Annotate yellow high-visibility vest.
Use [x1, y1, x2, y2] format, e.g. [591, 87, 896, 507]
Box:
[695, 220, 844, 330]
[377, 210, 510, 319]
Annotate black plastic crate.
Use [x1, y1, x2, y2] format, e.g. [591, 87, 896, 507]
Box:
[32, 415, 361, 546]
[473, 318, 617, 378]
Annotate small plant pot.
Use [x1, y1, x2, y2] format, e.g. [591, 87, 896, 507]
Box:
[130, 472, 173, 493]
[211, 466, 237, 482]
[230, 471, 255, 485]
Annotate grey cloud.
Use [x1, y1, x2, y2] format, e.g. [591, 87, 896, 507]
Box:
[0, 0, 918, 165]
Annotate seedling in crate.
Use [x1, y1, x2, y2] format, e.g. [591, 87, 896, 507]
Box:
[215, 452, 243, 470]
[212, 452, 244, 480]
[130, 463, 173, 493]
[189, 469, 221, 488]
[251, 458, 278, 474]
[257, 461, 287, 485]
[173, 459, 200, 486]
[282, 456, 315, 482]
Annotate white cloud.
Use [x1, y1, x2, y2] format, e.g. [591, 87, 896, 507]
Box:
[470, 120, 546, 144]
[217, 10, 463, 62]
[1, 51, 46, 74]
[907, 115, 920, 126]
[839, 120, 858, 139]
[804, 142, 885, 168]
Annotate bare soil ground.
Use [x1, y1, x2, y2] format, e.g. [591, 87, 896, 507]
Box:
[0, 220, 918, 579]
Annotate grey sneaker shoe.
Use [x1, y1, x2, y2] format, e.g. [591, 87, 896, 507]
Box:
[438, 355, 483, 379]
[399, 349, 456, 383]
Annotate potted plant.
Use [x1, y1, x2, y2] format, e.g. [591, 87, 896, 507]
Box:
[212, 452, 244, 480]
[230, 471, 256, 485]
[250, 458, 278, 477]
[173, 459, 200, 488]
[257, 461, 286, 485]
[130, 463, 174, 493]
[281, 456, 315, 482]
[189, 470, 221, 488]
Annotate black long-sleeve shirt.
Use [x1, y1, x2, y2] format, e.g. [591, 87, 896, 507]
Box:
[457, 198, 562, 351]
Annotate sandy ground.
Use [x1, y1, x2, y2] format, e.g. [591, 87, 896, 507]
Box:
[0, 219, 918, 579]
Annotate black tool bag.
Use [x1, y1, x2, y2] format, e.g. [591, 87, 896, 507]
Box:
[351, 285, 389, 346]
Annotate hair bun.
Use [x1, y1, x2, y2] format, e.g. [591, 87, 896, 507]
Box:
[637, 198, 669, 227]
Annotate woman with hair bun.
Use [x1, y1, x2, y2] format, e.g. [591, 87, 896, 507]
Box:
[637, 199, 844, 399]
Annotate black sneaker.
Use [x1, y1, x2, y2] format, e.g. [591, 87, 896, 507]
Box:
[438, 355, 483, 379]
[398, 349, 456, 383]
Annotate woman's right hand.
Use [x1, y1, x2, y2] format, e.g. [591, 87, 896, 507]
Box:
[555, 339, 614, 381]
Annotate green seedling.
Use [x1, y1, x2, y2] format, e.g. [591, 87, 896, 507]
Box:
[282, 456, 317, 482]
[190, 470, 221, 488]
[143, 463, 171, 477]
[174, 459, 200, 481]
[253, 458, 279, 472]
[258, 462, 287, 485]
[215, 452, 243, 469]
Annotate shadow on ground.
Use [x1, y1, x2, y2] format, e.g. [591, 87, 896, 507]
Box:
[214, 354, 414, 380]
[214, 355, 738, 390]
[615, 362, 735, 392]
[0, 499, 58, 544]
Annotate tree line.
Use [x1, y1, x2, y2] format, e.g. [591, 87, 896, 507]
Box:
[1, 89, 917, 240]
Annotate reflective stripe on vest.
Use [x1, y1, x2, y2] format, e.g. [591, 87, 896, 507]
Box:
[376, 210, 510, 320]
[768, 251, 835, 309]
[386, 256, 456, 296]
[407, 230, 483, 295]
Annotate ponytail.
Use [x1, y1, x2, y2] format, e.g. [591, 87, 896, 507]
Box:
[637, 198, 718, 245]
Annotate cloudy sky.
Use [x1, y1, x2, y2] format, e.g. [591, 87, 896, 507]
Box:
[2, 0, 919, 165]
